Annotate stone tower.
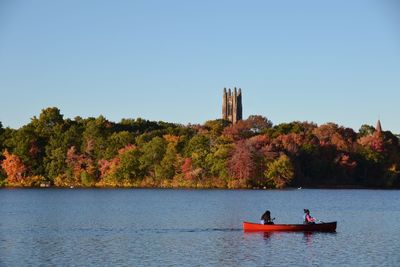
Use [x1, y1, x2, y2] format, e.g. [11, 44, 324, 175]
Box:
[222, 87, 242, 124]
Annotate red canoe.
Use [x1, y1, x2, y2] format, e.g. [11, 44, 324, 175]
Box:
[243, 221, 337, 232]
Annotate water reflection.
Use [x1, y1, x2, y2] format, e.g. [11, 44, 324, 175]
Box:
[263, 232, 273, 239]
[303, 232, 313, 246]
[243, 231, 337, 242]
[243, 231, 281, 240]
[1, 189, 398, 266]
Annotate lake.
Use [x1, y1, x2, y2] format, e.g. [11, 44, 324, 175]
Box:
[1, 189, 399, 266]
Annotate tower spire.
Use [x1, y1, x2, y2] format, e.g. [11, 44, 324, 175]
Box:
[222, 88, 228, 120]
[376, 119, 382, 134]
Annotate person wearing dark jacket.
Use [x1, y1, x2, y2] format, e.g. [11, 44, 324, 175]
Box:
[261, 210, 275, 225]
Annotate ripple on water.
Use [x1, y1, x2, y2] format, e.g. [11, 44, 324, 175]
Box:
[1, 189, 400, 266]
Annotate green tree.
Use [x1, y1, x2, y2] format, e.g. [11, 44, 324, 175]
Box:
[45, 147, 66, 182]
[104, 131, 135, 159]
[265, 154, 294, 188]
[139, 137, 167, 177]
[266, 121, 317, 138]
[358, 124, 375, 138]
[204, 119, 230, 139]
[156, 142, 178, 180]
[6, 124, 45, 176]
[82, 116, 112, 160]
[114, 146, 142, 183]
[206, 137, 233, 180]
[44, 121, 83, 182]
[184, 135, 210, 171]
[31, 107, 64, 138]
[0, 122, 5, 152]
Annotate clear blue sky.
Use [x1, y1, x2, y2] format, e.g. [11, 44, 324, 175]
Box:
[1, 0, 399, 133]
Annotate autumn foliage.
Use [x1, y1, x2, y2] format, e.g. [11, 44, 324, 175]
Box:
[0, 107, 399, 188]
[181, 158, 194, 180]
[1, 150, 26, 184]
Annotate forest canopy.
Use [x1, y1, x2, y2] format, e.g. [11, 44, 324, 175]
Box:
[0, 107, 399, 188]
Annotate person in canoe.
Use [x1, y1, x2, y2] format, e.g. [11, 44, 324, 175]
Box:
[303, 209, 316, 224]
[261, 210, 275, 225]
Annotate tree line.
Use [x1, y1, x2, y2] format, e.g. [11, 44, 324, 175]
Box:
[0, 107, 399, 188]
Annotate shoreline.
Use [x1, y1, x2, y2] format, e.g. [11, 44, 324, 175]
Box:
[1, 185, 399, 190]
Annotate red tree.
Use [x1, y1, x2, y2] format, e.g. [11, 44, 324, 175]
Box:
[1, 150, 27, 184]
[228, 141, 255, 181]
[66, 146, 95, 179]
[181, 158, 194, 180]
[223, 120, 253, 141]
[313, 123, 356, 151]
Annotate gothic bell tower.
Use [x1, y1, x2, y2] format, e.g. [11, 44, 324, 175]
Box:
[222, 87, 242, 124]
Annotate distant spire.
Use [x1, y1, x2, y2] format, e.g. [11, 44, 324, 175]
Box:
[376, 120, 382, 134]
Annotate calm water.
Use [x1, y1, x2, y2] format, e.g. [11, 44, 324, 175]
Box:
[1, 189, 400, 266]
